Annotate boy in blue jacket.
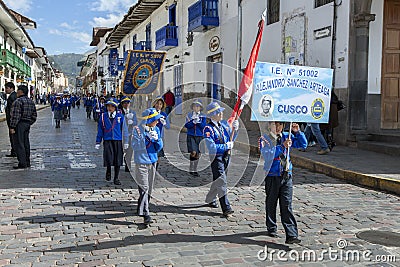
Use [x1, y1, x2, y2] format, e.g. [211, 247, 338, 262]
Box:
[131, 108, 163, 225]
[52, 95, 63, 128]
[259, 122, 307, 244]
[184, 99, 206, 176]
[95, 99, 129, 185]
[203, 102, 239, 216]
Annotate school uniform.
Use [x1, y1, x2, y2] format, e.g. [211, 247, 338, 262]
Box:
[131, 108, 163, 224]
[203, 102, 238, 216]
[84, 96, 94, 119]
[259, 129, 307, 243]
[155, 110, 170, 158]
[52, 97, 63, 128]
[121, 97, 138, 172]
[96, 100, 129, 185]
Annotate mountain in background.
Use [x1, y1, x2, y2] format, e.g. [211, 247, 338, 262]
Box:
[48, 53, 84, 87]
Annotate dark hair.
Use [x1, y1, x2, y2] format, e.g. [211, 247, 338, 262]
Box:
[5, 82, 15, 89]
[262, 98, 271, 105]
[17, 85, 29, 96]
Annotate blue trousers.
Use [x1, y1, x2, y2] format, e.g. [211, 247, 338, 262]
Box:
[305, 123, 328, 150]
[206, 154, 231, 212]
[265, 176, 298, 239]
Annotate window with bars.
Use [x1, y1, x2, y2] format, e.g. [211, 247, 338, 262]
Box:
[315, 0, 334, 8]
[267, 0, 280, 25]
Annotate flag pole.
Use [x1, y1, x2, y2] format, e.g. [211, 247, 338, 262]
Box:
[285, 122, 293, 172]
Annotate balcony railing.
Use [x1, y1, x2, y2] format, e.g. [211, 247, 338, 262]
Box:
[188, 0, 219, 32]
[134, 41, 152, 51]
[155, 25, 178, 50]
[0, 49, 31, 77]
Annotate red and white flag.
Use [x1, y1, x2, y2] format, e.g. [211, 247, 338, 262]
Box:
[229, 9, 266, 125]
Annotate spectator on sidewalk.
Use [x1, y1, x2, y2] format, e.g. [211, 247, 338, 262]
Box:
[9, 85, 37, 169]
[163, 89, 175, 115]
[5, 82, 17, 158]
[259, 122, 307, 244]
[304, 123, 330, 155]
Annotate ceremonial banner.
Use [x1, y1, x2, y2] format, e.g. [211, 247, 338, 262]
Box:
[122, 51, 166, 95]
[251, 62, 334, 123]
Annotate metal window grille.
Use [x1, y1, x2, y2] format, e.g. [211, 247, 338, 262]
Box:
[267, 0, 280, 25]
[315, 0, 334, 8]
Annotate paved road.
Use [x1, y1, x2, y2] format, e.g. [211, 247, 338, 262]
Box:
[0, 107, 399, 267]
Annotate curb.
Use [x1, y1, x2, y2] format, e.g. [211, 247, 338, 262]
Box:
[0, 105, 50, 123]
[171, 124, 400, 196]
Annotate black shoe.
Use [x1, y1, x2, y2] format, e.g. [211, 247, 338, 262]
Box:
[6, 154, 16, 158]
[144, 215, 153, 225]
[114, 179, 121, 185]
[13, 165, 27, 170]
[208, 201, 219, 208]
[223, 209, 234, 217]
[193, 172, 199, 177]
[106, 173, 111, 181]
[125, 166, 129, 172]
[267, 231, 279, 238]
[285, 237, 301, 244]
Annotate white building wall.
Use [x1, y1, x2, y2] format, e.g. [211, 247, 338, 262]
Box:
[368, 0, 384, 95]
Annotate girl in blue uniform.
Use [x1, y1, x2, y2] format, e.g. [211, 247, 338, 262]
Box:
[131, 108, 163, 225]
[95, 99, 129, 185]
[259, 122, 307, 244]
[184, 99, 206, 176]
[84, 93, 94, 119]
[152, 96, 170, 160]
[52, 95, 63, 128]
[120, 96, 138, 172]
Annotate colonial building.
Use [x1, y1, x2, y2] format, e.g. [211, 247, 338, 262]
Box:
[86, 0, 399, 145]
[0, 0, 58, 95]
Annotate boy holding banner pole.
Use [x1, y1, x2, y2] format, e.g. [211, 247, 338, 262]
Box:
[259, 122, 307, 244]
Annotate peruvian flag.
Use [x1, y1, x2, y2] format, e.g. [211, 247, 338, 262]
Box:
[229, 9, 266, 125]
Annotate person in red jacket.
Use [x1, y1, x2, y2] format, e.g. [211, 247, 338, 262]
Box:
[163, 88, 175, 115]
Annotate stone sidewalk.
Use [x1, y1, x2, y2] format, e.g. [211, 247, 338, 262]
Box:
[0, 108, 399, 267]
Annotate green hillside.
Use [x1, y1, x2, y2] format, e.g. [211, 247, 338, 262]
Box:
[48, 53, 84, 87]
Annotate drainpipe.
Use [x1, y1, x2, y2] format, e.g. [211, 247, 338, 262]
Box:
[331, 0, 341, 88]
[236, 0, 243, 92]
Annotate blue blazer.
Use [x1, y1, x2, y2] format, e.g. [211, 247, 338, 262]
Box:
[131, 123, 163, 164]
[96, 112, 129, 144]
[185, 111, 206, 137]
[203, 120, 237, 156]
[260, 131, 307, 177]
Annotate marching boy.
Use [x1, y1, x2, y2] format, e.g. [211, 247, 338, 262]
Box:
[131, 108, 163, 225]
[184, 99, 206, 176]
[259, 122, 307, 244]
[203, 102, 239, 216]
[95, 99, 129, 186]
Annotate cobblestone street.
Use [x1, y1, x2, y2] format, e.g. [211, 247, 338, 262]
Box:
[0, 107, 399, 267]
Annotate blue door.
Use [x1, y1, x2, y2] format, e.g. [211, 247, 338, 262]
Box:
[174, 64, 183, 115]
[212, 58, 222, 101]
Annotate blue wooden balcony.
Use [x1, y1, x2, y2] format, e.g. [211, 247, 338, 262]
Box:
[155, 25, 178, 50]
[188, 0, 219, 32]
[134, 41, 152, 51]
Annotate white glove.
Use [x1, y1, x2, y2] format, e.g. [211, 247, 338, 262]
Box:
[226, 141, 234, 150]
[124, 144, 129, 150]
[95, 144, 100, 150]
[150, 131, 159, 141]
[144, 125, 151, 132]
[128, 119, 134, 125]
[232, 120, 239, 131]
[126, 113, 134, 120]
[193, 117, 201, 124]
[160, 117, 167, 126]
